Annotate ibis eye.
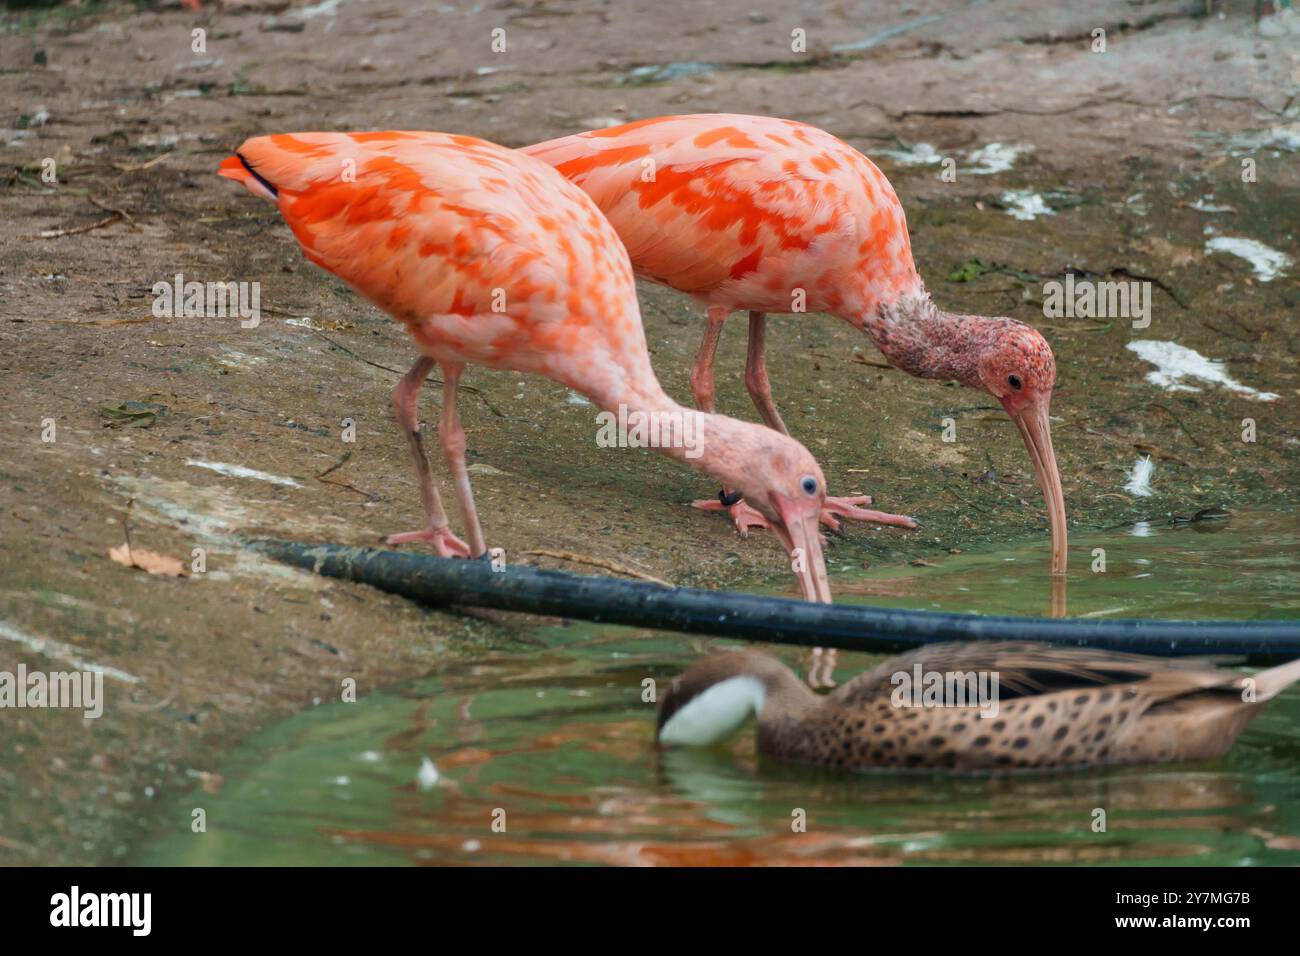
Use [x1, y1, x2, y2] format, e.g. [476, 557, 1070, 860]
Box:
[1008, 374, 1022, 391]
[800, 475, 819, 497]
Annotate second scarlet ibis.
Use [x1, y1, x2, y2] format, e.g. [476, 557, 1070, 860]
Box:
[526, 114, 1067, 575]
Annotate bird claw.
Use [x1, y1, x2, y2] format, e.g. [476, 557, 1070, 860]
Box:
[692, 493, 885, 542]
[382, 525, 472, 558]
[820, 494, 918, 530]
[691, 497, 771, 537]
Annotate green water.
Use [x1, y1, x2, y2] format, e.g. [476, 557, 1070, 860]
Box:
[139, 513, 1300, 866]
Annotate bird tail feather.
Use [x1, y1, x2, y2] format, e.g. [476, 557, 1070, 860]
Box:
[218, 152, 280, 203]
[218, 133, 363, 203]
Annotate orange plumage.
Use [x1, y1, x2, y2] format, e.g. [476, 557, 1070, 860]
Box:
[527, 114, 1066, 581]
[219, 130, 834, 601]
[526, 114, 921, 319]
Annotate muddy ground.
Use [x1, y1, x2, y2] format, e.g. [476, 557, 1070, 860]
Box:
[1, 0, 1298, 865]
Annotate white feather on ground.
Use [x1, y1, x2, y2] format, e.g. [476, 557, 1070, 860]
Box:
[416, 756, 440, 791]
[1125, 456, 1155, 498]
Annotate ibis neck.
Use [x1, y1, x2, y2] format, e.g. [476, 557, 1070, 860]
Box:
[580, 372, 745, 490]
[861, 291, 993, 389]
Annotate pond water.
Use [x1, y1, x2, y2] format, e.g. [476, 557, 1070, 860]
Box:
[138, 512, 1300, 865]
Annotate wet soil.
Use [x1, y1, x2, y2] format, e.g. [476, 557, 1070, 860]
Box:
[1, 0, 1297, 863]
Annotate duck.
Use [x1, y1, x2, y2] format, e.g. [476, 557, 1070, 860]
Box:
[655, 642, 1300, 772]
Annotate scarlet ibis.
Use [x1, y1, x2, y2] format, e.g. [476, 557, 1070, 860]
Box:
[526, 114, 1067, 576]
[219, 131, 834, 601]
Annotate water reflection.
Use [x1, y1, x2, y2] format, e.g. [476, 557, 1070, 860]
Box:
[137, 512, 1300, 866]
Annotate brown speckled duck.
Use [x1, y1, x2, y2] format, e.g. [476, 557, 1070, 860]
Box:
[656, 643, 1300, 772]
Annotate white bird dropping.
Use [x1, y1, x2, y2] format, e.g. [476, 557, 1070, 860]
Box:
[416, 757, 440, 791]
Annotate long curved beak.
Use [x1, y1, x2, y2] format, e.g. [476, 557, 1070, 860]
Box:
[771, 495, 833, 603]
[1008, 393, 1068, 575]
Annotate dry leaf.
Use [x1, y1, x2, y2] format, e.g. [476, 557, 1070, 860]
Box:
[100, 402, 158, 428]
[466, 463, 510, 477]
[108, 543, 189, 577]
[1140, 236, 1201, 269]
[187, 770, 225, 794]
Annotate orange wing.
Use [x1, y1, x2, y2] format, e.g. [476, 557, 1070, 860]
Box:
[525, 114, 922, 318]
[222, 131, 647, 389]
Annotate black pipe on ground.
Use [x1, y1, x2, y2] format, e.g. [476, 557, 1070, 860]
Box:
[250, 539, 1300, 663]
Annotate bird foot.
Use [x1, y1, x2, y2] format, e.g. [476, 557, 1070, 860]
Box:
[819, 494, 918, 532]
[807, 648, 838, 689]
[382, 525, 471, 558]
[691, 497, 771, 537]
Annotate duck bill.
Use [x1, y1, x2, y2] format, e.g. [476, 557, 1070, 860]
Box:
[1007, 393, 1068, 576]
[771, 495, 833, 603]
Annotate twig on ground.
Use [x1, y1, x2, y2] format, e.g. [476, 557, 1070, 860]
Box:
[1147, 403, 1202, 448]
[263, 311, 523, 422]
[850, 354, 894, 370]
[88, 195, 139, 229]
[33, 212, 122, 239]
[314, 452, 353, 480]
[316, 477, 379, 500]
[524, 549, 672, 587]
[313, 452, 379, 500]
[113, 153, 172, 173]
[32, 194, 142, 238]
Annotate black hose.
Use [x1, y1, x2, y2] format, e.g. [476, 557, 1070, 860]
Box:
[249, 539, 1300, 663]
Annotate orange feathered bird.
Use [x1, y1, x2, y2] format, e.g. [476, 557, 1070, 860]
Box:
[218, 131, 833, 602]
[525, 114, 1067, 575]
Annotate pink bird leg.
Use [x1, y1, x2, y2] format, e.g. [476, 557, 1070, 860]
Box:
[687, 306, 914, 533]
[382, 355, 472, 557]
[743, 310, 915, 531]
